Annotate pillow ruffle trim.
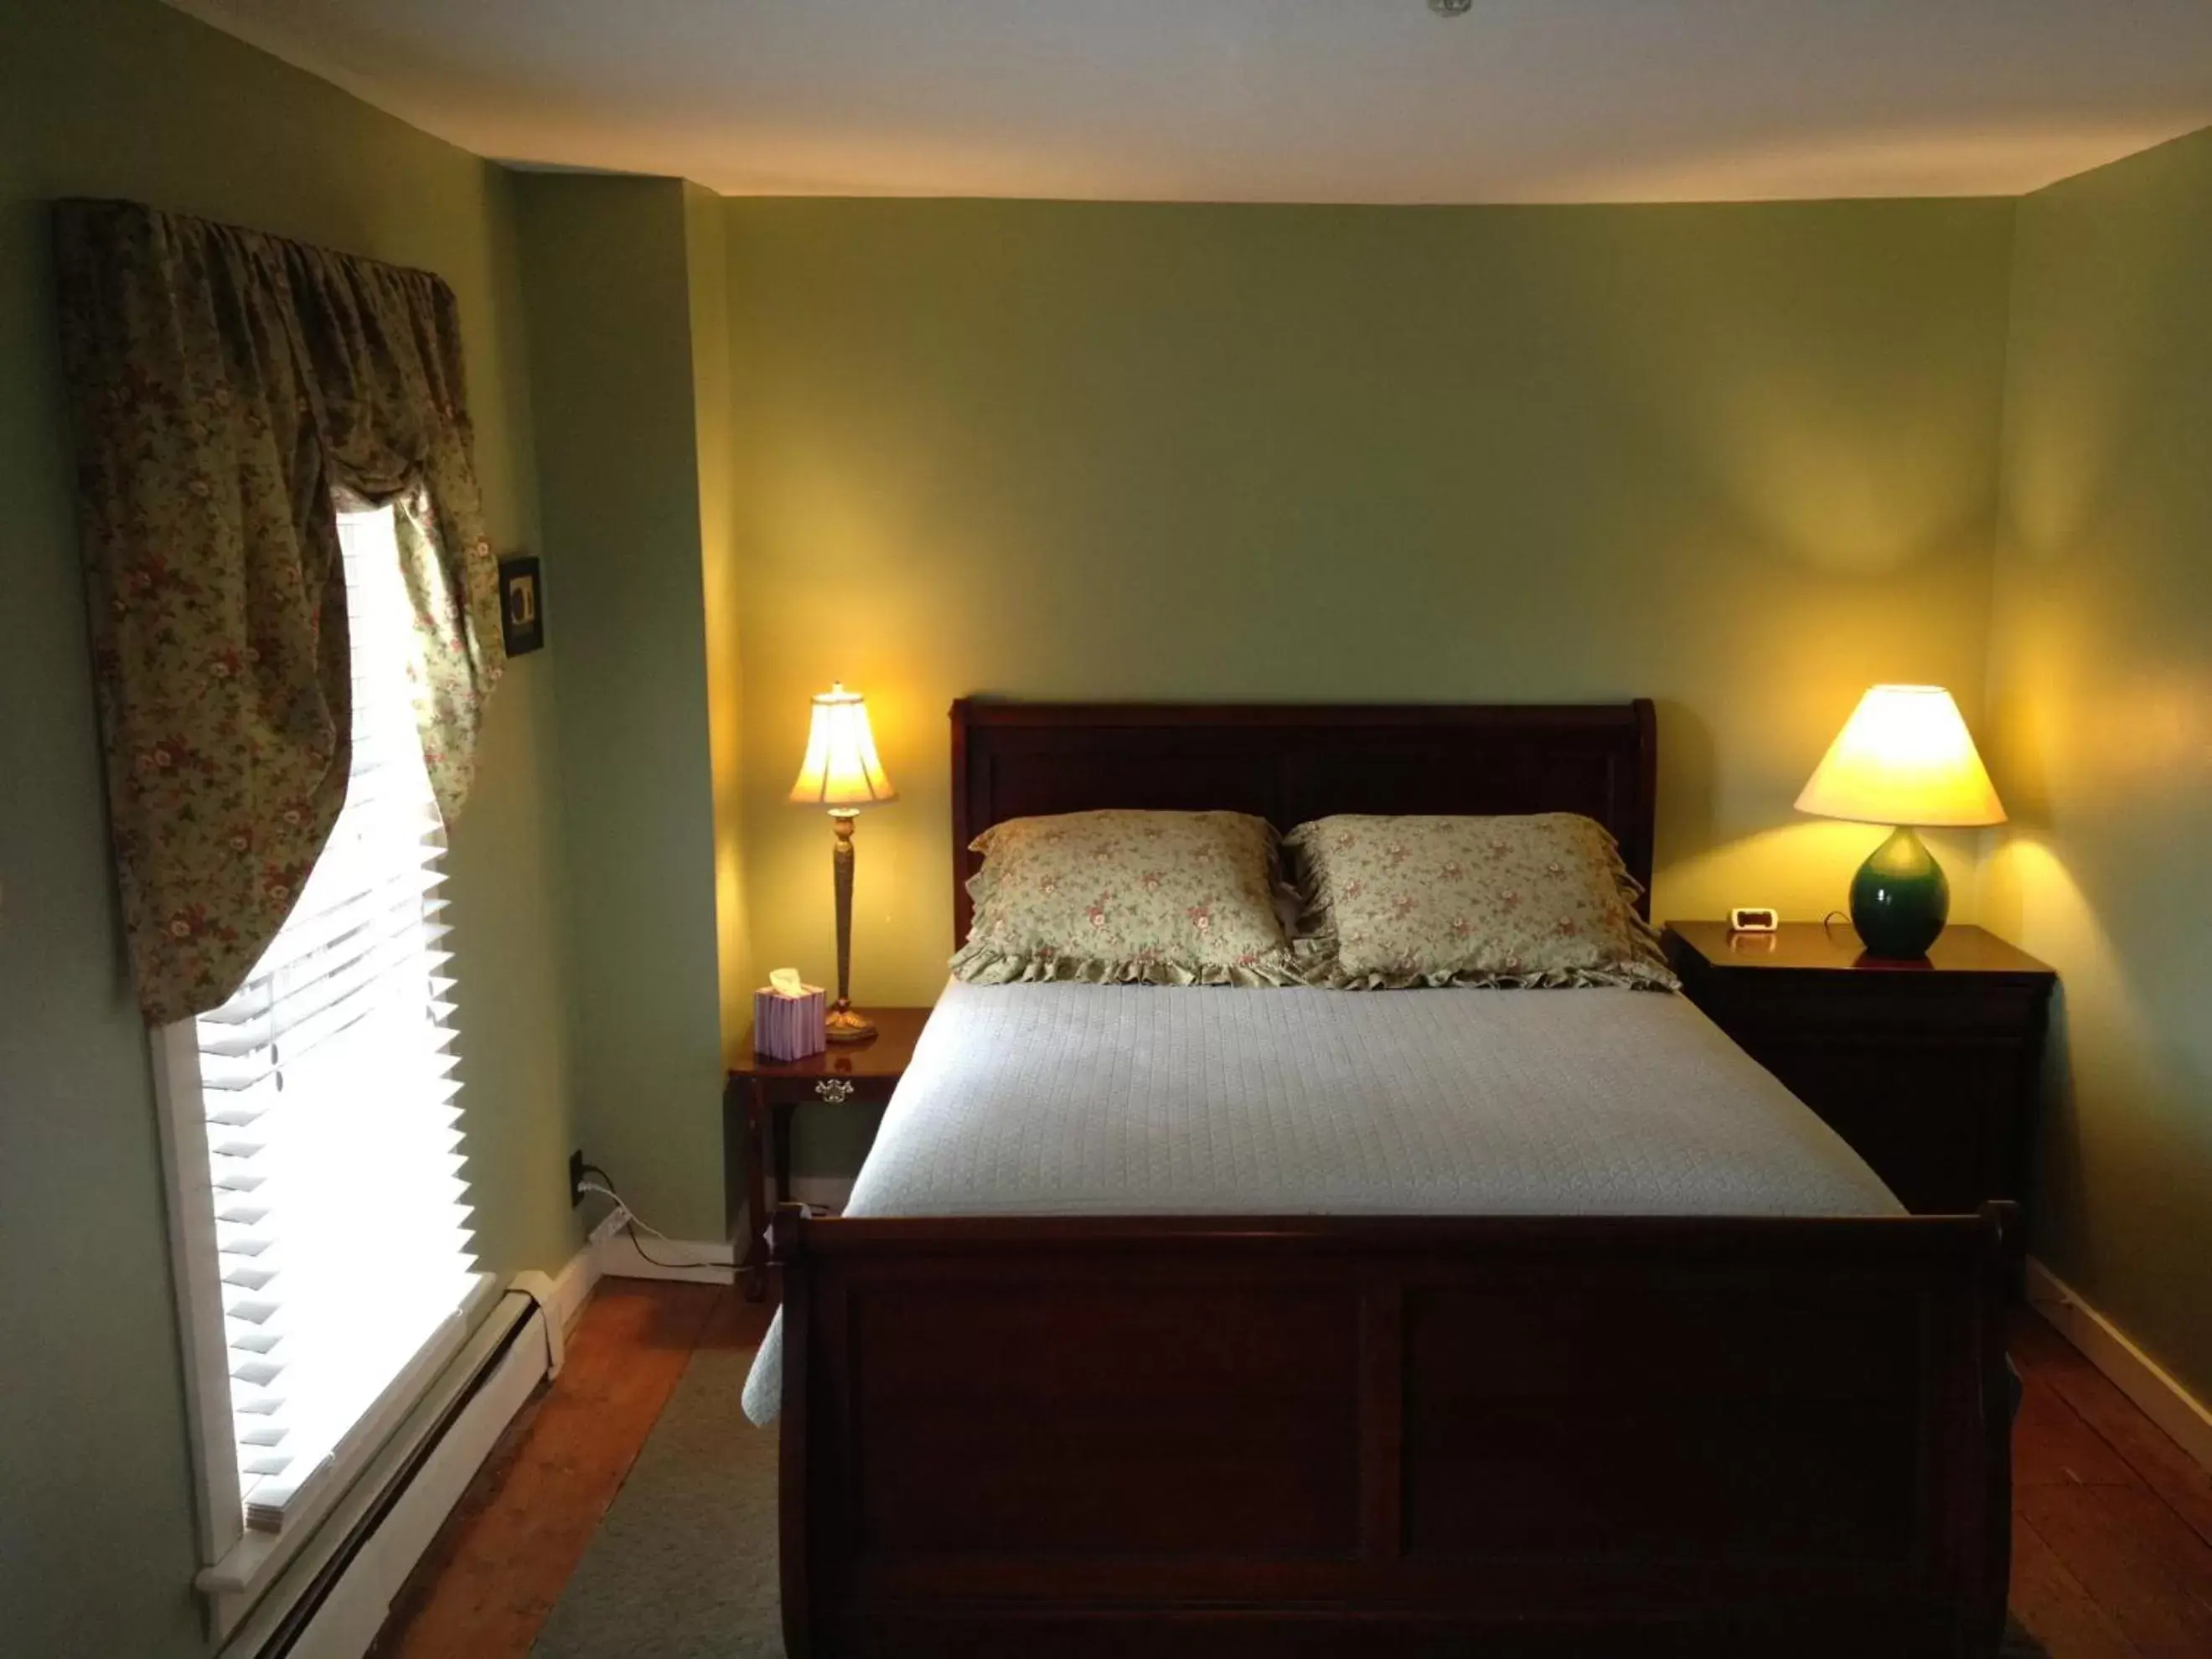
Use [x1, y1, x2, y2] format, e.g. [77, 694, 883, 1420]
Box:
[1287, 936, 1680, 992]
[949, 940, 1308, 988]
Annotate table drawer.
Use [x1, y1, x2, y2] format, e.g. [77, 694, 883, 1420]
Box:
[753, 1071, 900, 1111]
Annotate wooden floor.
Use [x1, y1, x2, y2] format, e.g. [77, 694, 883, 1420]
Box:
[368, 1280, 773, 1658]
[372, 1281, 2212, 1659]
[2007, 1313, 2212, 1656]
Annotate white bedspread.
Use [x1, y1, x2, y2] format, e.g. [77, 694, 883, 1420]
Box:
[742, 981, 1899, 1424]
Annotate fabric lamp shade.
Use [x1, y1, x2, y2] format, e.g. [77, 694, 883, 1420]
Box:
[1794, 685, 2005, 829]
[788, 683, 897, 809]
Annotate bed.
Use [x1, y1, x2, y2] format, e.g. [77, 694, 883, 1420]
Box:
[763, 700, 2013, 1659]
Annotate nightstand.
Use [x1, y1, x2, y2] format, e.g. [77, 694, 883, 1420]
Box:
[726, 1006, 929, 1300]
[1662, 921, 2054, 1222]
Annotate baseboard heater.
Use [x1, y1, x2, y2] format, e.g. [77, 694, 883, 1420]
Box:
[219, 1287, 554, 1659]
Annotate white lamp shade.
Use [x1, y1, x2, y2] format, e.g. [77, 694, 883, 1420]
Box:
[1795, 685, 2005, 828]
[789, 683, 897, 809]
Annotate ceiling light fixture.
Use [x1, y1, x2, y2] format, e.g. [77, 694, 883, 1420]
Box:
[1429, 0, 1473, 15]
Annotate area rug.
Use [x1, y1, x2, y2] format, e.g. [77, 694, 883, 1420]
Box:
[530, 1345, 782, 1657]
[530, 1341, 2051, 1657]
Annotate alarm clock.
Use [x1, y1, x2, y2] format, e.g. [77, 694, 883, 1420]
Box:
[1729, 907, 1780, 933]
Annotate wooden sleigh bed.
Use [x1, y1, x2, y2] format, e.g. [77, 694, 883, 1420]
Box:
[772, 700, 2013, 1659]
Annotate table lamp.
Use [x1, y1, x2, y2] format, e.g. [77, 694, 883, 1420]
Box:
[788, 682, 897, 1041]
[1795, 685, 2005, 959]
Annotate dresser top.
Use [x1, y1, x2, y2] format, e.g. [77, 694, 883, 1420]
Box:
[1663, 921, 2054, 980]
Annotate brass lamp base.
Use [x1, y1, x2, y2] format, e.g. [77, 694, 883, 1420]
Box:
[823, 810, 876, 1042]
[824, 1000, 876, 1043]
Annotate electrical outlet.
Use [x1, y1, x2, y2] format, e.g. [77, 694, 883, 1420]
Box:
[569, 1149, 587, 1207]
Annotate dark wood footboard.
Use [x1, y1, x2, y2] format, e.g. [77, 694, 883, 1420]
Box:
[773, 1203, 2013, 1659]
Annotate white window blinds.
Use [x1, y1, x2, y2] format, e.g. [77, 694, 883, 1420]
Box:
[182, 503, 481, 1534]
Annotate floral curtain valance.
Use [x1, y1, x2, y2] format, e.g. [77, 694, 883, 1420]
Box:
[54, 199, 506, 1025]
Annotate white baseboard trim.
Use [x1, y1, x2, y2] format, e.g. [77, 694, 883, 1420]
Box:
[788, 1176, 855, 1213]
[545, 1243, 601, 1330]
[2026, 1255, 2212, 1474]
[510, 1238, 601, 1376]
[593, 1221, 735, 1285]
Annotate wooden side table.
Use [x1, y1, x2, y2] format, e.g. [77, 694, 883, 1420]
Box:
[1662, 921, 2055, 1222]
[726, 1006, 929, 1300]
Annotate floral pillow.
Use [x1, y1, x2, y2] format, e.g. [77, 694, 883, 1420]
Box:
[951, 810, 1301, 986]
[1284, 813, 1677, 991]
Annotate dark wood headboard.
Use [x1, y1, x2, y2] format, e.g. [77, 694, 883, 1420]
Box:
[949, 700, 1657, 944]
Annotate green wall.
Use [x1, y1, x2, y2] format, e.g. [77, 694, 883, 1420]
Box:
[0, 2, 580, 1652]
[514, 176, 728, 1242]
[724, 198, 2018, 1018]
[687, 181, 756, 1070]
[1983, 126, 2212, 1403]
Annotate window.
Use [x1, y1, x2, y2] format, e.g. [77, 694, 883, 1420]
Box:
[155, 503, 488, 1580]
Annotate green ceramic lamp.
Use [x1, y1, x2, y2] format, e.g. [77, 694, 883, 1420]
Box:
[1795, 685, 2006, 959]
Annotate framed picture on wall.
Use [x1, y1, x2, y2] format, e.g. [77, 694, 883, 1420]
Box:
[498, 554, 545, 655]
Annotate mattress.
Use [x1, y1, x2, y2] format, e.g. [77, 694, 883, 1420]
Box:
[742, 980, 1899, 1424]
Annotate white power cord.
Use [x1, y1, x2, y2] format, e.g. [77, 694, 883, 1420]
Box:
[576, 1171, 721, 1271]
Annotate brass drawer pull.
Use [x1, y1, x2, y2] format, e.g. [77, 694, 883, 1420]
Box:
[814, 1078, 855, 1103]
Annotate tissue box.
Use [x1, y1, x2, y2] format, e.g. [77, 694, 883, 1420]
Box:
[754, 983, 827, 1061]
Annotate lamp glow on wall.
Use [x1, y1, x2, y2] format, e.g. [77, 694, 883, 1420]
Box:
[1796, 685, 2005, 959]
[789, 683, 896, 1041]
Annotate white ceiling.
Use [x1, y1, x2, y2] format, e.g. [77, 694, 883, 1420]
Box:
[168, 0, 2212, 204]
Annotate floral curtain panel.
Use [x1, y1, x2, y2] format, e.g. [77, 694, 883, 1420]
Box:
[54, 199, 506, 1025]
